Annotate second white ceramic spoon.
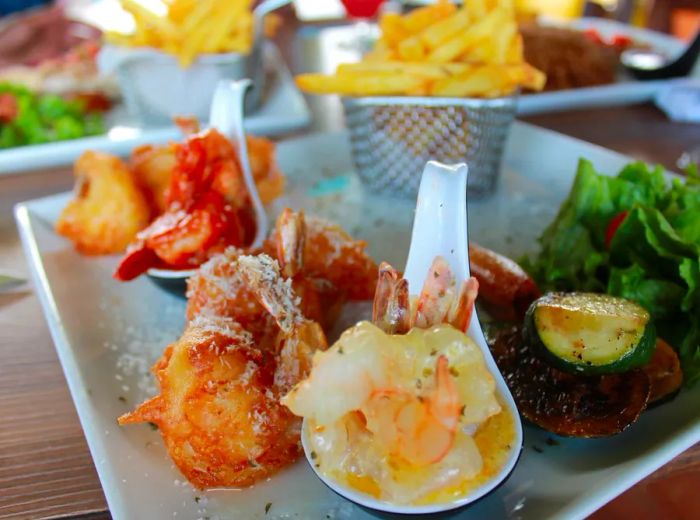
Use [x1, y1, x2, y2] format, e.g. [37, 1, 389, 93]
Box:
[302, 161, 523, 515]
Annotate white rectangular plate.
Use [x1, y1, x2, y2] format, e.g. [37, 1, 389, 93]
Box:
[0, 44, 310, 175]
[16, 122, 700, 520]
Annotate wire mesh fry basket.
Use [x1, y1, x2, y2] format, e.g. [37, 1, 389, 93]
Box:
[342, 95, 517, 198]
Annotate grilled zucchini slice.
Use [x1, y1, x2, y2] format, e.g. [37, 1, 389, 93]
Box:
[525, 292, 656, 375]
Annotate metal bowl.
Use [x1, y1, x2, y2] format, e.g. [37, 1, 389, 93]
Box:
[99, 41, 264, 126]
[342, 95, 517, 198]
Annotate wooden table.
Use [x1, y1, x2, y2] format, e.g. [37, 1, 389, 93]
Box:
[2, 10, 700, 520]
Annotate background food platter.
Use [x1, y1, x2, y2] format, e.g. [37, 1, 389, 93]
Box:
[0, 44, 310, 175]
[16, 122, 700, 519]
[311, 17, 688, 116]
[517, 17, 690, 115]
[0, 17, 688, 177]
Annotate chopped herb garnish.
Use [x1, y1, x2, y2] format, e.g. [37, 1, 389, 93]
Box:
[460, 404, 466, 416]
[532, 445, 543, 453]
[415, 379, 422, 389]
[449, 366, 460, 377]
[429, 349, 437, 356]
[310, 451, 317, 460]
[118, 396, 126, 403]
[337, 347, 344, 355]
[545, 437, 560, 446]
[265, 502, 272, 514]
[148, 422, 158, 431]
[194, 496, 201, 503]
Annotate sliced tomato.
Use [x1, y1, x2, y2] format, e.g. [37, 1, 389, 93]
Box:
[605, 211, 628, 249]
[583, 28, 603, 45]
[611, 34, 633, 50]
[0, 93, 18, 123]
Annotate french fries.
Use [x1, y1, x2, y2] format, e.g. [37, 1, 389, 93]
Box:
[105, 0, 256, 67]
[296, 0, 546, 98]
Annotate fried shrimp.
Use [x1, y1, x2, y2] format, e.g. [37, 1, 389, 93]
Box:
[130, 143, 177, 215]
[119, 254, 327, 489]
[130, 134, 283, 217]
[56, 151, 150, 254]
[187, 208, 378, 334]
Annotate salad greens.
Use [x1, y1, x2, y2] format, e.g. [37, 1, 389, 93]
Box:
[524, 158, 700, 386]
[0, 82, 104, 148]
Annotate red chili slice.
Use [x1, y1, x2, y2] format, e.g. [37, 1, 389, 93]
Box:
[605, 211, 628, 249]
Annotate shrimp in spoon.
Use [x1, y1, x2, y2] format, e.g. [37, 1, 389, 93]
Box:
[282, 258, 504, 504]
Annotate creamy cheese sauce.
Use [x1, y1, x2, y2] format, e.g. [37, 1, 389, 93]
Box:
[309, 395, 516, 505]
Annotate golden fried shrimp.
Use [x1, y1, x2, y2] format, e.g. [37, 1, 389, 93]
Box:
[186, 244, 330, 337]
[120, 254, 328, 489]
[187, 209, 378, 334]
[265, 215, 378, 301]
[130, 143, 177, 215]
[118, 316, 303, 488]
[247, 135, 285, 205]
[56, 151, 150, 255]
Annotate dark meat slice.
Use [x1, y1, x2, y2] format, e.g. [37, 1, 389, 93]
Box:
[644, 339, 683, 405]
[487, 325, 650, 437]
[520, 23, 619, 92]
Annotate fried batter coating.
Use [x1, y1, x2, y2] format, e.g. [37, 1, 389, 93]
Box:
[56, 151, 150, 255]
[187, 211, 378, 333]
[186, 248, 276, 335]
[278, 216, 378, 300]
[130, 143, 177, 215]
[120, 255, 327, 488]
[246, 135, 284, 205]
[119, 316, 303, 488]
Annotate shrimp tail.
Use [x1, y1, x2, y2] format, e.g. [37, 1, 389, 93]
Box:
[372, 262, 411, 334]
[447, 277, 479, 333]
[275, 208, 306, 278]
[413, 257, 454, 329]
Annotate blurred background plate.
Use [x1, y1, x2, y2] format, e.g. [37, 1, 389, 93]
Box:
[308, 16, 688, 116]
[518, 17, 689, 114]
[0, 44, 310, 175]
[15, 122, 700, 520]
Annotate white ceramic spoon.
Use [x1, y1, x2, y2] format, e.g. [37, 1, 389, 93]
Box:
[301, 161, 524, 515]
[147, 79, 268, 288]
